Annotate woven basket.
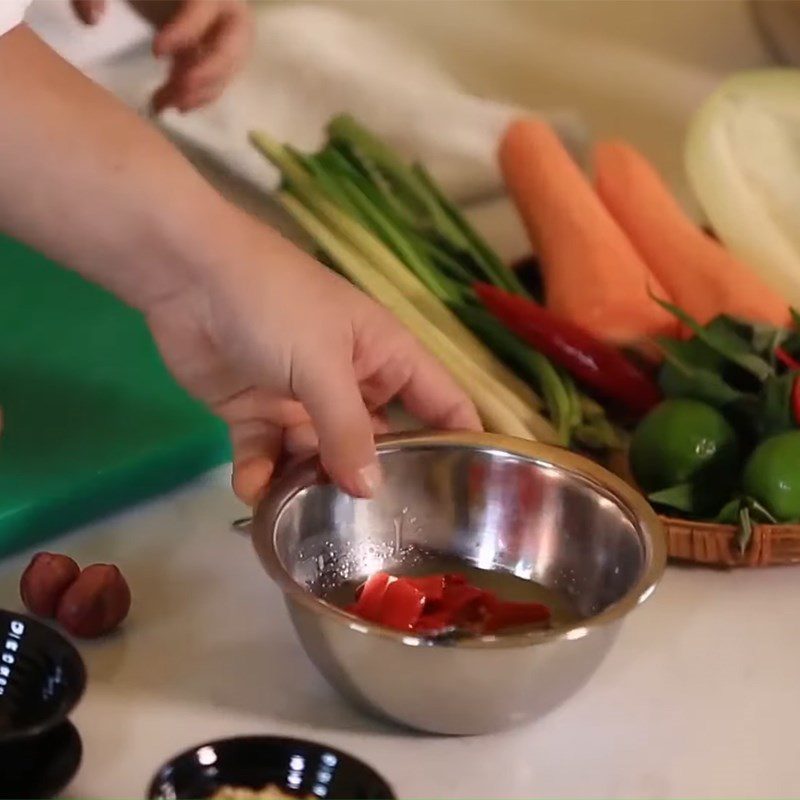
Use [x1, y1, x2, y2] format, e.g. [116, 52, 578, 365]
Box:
[604, 449, 800, 568]
[661, 516, 800, 567]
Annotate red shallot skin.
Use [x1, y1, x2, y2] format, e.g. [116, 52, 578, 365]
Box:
[56, 563, 131, 638]
[19, 552, 81, 618]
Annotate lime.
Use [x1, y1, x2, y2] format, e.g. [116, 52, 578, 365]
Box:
[742, 431, 800, 522]
[630, 399, 740, 493]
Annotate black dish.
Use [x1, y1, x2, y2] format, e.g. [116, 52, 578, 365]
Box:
[0, 719, 82, 799]
[147, 736, 395, 800]
[0, 609, 86, 744]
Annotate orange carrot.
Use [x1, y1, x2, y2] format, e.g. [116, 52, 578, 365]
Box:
[499, 119, 678, 346]
[594, 140, 789, 327]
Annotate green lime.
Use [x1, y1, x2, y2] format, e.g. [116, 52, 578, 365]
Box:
[742, 431, 800, 522]
[630, 399, 740, 493]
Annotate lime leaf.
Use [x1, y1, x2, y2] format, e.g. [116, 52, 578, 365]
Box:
[655, 299, 774, 381]
[714, 497, 743, 524]
[657, 339, 746, 407]
[648, 483, 700, 514]
[736, 506, 753, 555]
[757, 372, 797, 438]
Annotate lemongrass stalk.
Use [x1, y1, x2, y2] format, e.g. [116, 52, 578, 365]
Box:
[335, 175, 458, 301]
[250, 131, 544, 411]
[456, 303, 572, 445]
[281, 185, 551, 436]
[279, 193, 530, 438]
[412, 163, 529, 296]
[279, 193, 558, 442]
[329, 116, 527, 295]
[297, 189, 553, 434]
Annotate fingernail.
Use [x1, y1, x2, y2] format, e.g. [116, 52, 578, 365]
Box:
[355, 462, 382, 498]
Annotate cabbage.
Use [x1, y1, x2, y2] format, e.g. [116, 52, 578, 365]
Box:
[685, 69, 800, 307]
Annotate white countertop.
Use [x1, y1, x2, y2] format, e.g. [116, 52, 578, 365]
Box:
[9, 7, 797, 793]
[1, 466, 798, 799]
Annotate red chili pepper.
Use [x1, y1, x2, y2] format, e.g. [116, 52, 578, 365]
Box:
[353, 572, 392, 622]
[376, 580, 426, 631]
[792, 376, 800, 426]
[483, 599, 551, 633]
[412, 611, 454, 634]
[403, 575, 446, 603]
[348, 571, 553, 636]
[439, 584, 489, 624]
[474, 283, 662, 416]
[776, 347, 800, 372]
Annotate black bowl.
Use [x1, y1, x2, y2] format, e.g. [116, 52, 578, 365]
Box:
[147, 736, 395, 800]
[0, 720, 82, 799]
[0, 610, 86, 744]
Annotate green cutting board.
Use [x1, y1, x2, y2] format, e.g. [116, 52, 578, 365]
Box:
[0, 235, 231, 557]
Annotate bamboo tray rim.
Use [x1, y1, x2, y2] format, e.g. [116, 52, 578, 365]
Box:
[660, 514, 800, 568]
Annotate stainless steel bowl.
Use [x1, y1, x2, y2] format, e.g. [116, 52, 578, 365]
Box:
[252, 432, 665, 735]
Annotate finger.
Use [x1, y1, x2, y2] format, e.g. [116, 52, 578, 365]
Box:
[71, 0, 106, 25]
[293, 359, 380, 499]
[356, 332, 480, 432]
[174, 80, 226, 113]
[230, 419, 282, 506]
[150, 81, 177, 115]
[153, 1, 218, 57]
[396, 346, 482, 432]
[176, 14, 249, 93]
[371, 410, 390, 436]
[150, 72, 223, 115]
[283, 422, 319, 460]
[223, 390, 310, 506]
[150, 44, 202, 113]
[280, 411, 388, 475]
[216, 388, 309, 428]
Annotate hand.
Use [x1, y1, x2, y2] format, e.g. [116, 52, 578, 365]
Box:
[143, 211, 480, 506]
[0, 25, 476, 505]
[71, 0, 253, 114]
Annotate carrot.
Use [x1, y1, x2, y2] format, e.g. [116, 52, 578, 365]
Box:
[499, 119, 678, 346]
[594, 140, 790, 328]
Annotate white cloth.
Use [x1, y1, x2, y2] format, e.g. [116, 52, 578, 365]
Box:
[80, 3, 587, 205]
[0, 0, 30, 37]
[24, 0, 149, 66]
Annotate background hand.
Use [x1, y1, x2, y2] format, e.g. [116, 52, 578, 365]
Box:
[71, 0, 253, 113]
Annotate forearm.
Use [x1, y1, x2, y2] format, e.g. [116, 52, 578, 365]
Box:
[0, 25, 239, 309]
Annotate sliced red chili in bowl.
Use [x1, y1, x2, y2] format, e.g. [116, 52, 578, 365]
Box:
[346, 571, 552, 636]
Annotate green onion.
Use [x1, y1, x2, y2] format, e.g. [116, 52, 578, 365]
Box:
[249, 119, 615, 448]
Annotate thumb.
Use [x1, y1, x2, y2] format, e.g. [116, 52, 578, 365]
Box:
[294, 360, 381, 498]
[71, 0, 106, 25]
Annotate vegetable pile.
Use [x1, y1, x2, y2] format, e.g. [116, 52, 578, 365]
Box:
[250, 117, 619, 449]
[345, 571, 551, 635]
[248, 66, 800, 555]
